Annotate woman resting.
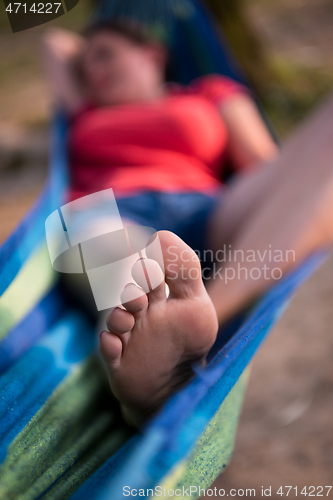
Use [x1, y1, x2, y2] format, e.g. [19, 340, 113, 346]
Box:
[43, 22, 333, 427]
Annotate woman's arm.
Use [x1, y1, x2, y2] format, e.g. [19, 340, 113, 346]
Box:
[218, 93, 279, 172]
[41, 28, 86, 114]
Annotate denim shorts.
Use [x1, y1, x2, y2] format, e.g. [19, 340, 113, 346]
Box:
[116, 190, 222, 260]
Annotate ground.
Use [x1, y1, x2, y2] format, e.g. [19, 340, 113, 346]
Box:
[1, 0, 333, 496]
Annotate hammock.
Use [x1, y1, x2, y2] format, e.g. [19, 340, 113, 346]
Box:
[0, 1, 326, 499]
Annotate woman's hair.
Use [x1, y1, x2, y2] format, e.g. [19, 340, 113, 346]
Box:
[84, 20, 162, 46]
[83, 20, 174, 81]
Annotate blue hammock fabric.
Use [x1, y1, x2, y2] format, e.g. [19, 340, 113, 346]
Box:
[0, 1, 327, 499]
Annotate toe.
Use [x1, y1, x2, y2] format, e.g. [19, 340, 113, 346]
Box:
[148, 231, 204, 300]
[99, 330, 122, 368]
[120, 284, 148, 315]
[131, 258, 165, 302]
[131, 258, 149, 292]
[106, 307, 135, 334]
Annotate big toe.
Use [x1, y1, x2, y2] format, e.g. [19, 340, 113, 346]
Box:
[147, 231, 204, 300]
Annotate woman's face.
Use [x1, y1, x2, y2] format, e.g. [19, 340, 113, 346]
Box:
[82, 31, 166, 106]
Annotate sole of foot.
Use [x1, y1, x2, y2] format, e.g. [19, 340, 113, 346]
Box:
[99, 231, 218, 427]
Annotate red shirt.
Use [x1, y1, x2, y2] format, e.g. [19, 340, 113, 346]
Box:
[69, 75, 246, 199]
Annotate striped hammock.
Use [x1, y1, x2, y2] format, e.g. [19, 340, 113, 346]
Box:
[0, 1, 326, 499]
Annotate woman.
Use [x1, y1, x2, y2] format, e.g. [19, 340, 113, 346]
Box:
[43, 23, 333, 427]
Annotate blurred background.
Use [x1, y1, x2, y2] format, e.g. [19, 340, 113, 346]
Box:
[1, 0, 333, 493]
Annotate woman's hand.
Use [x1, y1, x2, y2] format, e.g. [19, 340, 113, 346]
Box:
[41, 28, 87, 114]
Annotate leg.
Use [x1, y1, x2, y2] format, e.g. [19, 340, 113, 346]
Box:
[206, 94, 333, 324]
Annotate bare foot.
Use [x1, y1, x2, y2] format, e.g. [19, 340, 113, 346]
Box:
[99, 231, 218, 427]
